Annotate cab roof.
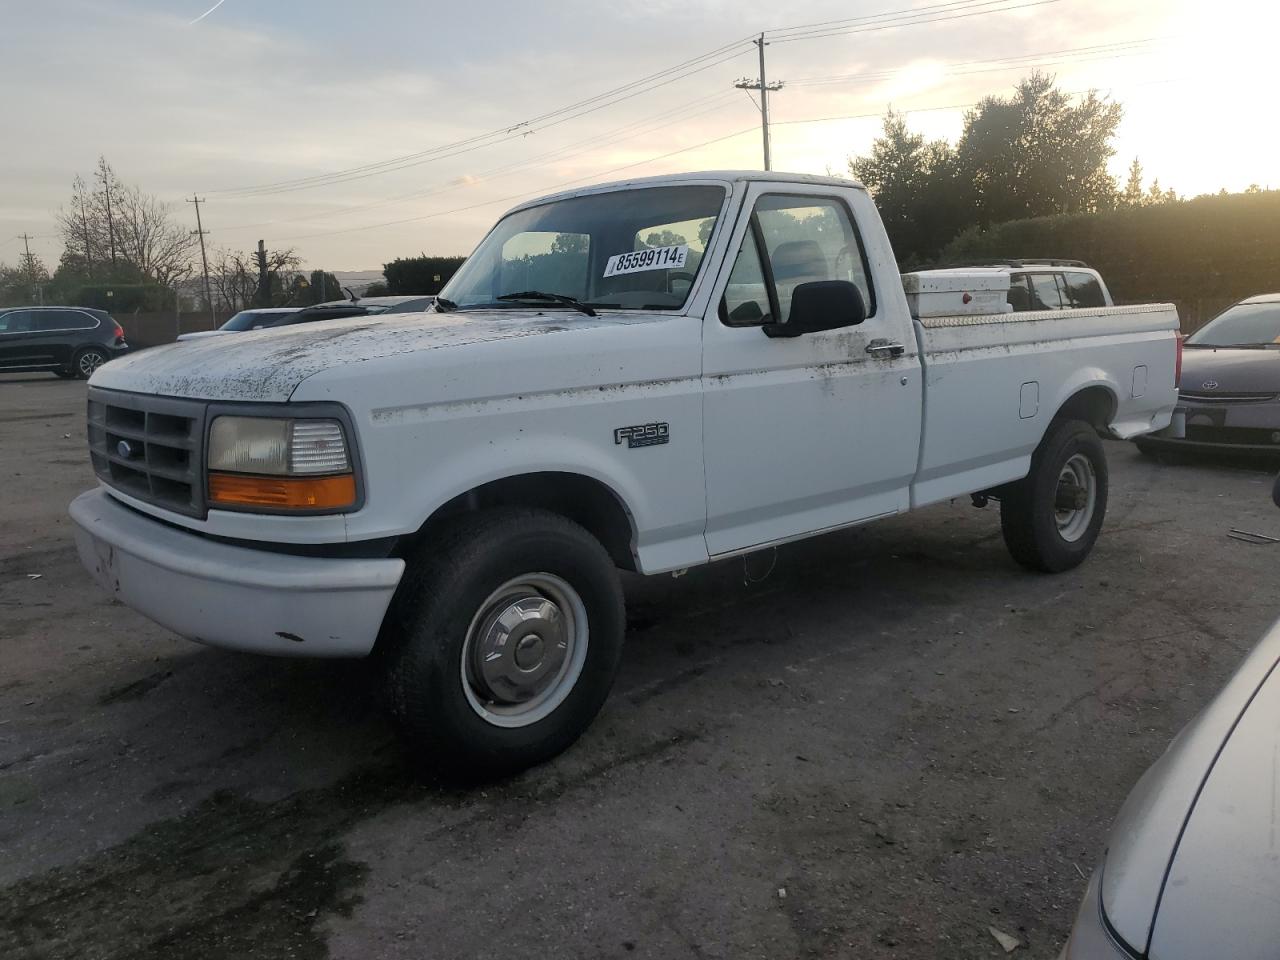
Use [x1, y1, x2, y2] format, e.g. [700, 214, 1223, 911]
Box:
[507, 170, 867, 215]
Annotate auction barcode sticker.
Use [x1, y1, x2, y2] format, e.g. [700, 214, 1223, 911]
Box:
[603, 244, 688, 278]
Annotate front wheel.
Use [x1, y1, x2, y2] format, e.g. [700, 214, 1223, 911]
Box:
[382, 508, 625, 777]
[1000, 419, 1109, 572]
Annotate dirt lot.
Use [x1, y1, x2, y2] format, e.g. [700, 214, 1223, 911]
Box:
[2, 373, 1279, 960]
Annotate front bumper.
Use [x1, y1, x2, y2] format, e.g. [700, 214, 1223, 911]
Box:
[1135, 400, 1280, 454]
[70, 487, 404, 657]
[1060, 869, 1138, 959]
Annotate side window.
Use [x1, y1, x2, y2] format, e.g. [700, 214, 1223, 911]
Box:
[721, 228, 771, 326]
[0, 310, 35, 333]
[1028, 273, 1064, 310]
[499, 231, 590, 300]
[753, 195, 874, 322]
[36, 310, 79, 332]
[1062, 272, 1106, 308]
[1006, 273, 1032, 311]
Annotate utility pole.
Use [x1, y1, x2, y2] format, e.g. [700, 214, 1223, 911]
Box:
[17, 233, 43, 304]
[735, 33, 784, 171]
[187, 196, 214, 324]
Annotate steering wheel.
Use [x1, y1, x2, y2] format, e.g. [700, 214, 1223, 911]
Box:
[667, 271, 696, 295]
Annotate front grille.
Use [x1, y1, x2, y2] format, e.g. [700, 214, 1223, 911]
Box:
[87, 388, 207, 517]
[1179, 391, 1278, 404]
[1185, 424, 1280, 446]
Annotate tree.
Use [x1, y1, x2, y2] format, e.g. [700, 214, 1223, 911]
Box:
[364, 281, 389, 296]
[383, 256, 467, 294]
[850, 109, 966, 262]
[0, 252, 51, 306]
[254, 243, 302, 306]
[848, 74, 1126, 262]
[956, 73, 1122, 225]
[1119, 158, 1146, 208]
[55, 157, 195, 288]
[208, 245, 301, 311]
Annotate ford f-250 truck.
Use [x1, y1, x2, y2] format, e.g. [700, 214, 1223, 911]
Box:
[70, 171, 1181, 774]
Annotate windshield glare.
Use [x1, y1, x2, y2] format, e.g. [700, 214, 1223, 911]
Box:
[440, 185, 726, 312]
[1186, 301, 1280, 347]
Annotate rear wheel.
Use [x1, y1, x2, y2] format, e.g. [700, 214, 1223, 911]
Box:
[73, 347, 109, 379]
[1000, 419, 1108, 572]
[382, 508, 625, 777]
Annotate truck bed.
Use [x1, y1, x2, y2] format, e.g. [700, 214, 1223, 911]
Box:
[910, 303, 1180, 508]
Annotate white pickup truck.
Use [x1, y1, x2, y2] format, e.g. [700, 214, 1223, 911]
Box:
[70, 171, 1180, 774]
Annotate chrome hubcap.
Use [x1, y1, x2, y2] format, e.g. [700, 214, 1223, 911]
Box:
[1054, 453, 1097, 542]
[79, 351, 104, 376]
[462, 574, 588, 728]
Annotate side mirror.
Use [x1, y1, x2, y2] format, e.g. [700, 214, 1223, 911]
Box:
[763, 280, 866, 339]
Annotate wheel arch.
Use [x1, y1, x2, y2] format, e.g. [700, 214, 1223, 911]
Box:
[402, 471, 639, 572]
[1050, 381, 1119, 432]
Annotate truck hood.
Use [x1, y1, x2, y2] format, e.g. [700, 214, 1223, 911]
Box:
[1100, 618, 1280, 955]
[1181, 347, 1280, 394]
[90, 310, 620, 402]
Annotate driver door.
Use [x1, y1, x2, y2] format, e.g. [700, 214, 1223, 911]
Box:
[701, 183, 922, 557]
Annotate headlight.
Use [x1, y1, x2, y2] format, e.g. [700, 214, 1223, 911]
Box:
[207, 416, 356, 512]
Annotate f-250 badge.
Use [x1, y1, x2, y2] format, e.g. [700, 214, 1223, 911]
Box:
[614, 422, 669, 449]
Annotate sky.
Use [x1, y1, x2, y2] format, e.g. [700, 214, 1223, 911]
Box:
[1, 0, 1276, 272]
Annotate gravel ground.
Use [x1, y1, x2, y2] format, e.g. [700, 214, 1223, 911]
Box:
[3, 373, 1279, 960]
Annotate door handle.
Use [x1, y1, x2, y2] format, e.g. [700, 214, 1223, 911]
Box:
[865, 339, 905, 358]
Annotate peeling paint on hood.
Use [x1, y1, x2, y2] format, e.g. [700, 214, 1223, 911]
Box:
[89, 310, 620, 402]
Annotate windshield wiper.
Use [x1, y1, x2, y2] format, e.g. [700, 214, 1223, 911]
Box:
[496, 291, 597, 317]
[433, 297, 458, 313]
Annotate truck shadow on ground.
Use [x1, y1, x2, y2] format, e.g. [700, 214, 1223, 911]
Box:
[2, 508, 1018, 960]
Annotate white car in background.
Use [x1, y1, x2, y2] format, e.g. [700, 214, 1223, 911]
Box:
[176, 307, 302, 342]
[910, 260, 1114, 313]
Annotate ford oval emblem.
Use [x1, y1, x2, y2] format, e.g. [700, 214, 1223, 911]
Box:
[117, 440, 134, 458]
[1201, 380, 1219, 390]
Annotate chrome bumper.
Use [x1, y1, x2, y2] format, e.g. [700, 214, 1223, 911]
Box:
[70, 487, 404, 657]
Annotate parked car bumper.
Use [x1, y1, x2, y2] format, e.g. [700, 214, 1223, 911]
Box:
[1134, 399, 1280, 454]
[70, 487, 404, 657]
[1060, 868, 1138, 959]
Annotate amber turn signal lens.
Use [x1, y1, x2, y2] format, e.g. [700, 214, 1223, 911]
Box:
[208, 472, 356, 510]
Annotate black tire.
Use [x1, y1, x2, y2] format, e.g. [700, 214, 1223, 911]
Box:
[1000, 419, 1108, 573]
[382, 507, 625, 778]
[73, 347, 109, 380]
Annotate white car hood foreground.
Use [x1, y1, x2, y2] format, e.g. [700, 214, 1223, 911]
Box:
[91, 311, 624, 402]
[1101, 620, 1280, 958]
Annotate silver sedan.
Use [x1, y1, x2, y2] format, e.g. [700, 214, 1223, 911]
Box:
[1061, 618, 1280, 958]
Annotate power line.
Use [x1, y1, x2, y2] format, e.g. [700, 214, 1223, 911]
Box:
[205, 0, 1053, 200]
[208, 41, 757, 198]
[769, 0, 1059, 43]
[272, 125, 761, 244]
[209, 90, 747, 233]
[785, 39, 1161, 86]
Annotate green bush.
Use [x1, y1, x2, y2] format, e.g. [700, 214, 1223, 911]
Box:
[383, 256, 466, 295]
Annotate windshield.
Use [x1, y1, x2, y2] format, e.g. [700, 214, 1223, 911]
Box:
[220, 310, 280, 331]
[1186, 301, 1280, 347]
[440, 184, 726, 312]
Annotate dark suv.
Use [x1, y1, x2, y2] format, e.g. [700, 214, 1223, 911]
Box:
[0, 306, 129, 379]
